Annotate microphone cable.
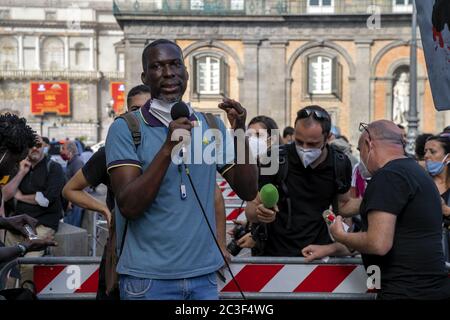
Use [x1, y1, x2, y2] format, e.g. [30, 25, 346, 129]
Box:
[183, 163, 246, 300]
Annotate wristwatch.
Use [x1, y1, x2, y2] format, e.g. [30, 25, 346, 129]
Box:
[16, 244, 27, 257]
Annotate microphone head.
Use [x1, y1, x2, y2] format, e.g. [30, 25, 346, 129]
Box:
[171, 102, 190, 121]
[260, 183, 279, 209]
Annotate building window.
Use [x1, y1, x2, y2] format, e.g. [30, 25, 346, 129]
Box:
[45, 10, 57, 20]
[117, 53, 125, 72]
[191, 0, 204, 10]
[308, 56, 332, 94]
[74, 43, 84, 66]
[392, 0, 413, 13]
[231, 0, 245, 11]
[198, 56, 220, 94]
[193, 54, 229, 97]
[149, 0, 162, 10]
[41, 37, 64, 70]
[306, 55, 342, 98]
[0, 37, 18, 70]
[0, 9, 11, 20]
[307, 0, 334, 14]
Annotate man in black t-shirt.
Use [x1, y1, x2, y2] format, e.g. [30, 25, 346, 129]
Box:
[3, 135, 64, 286]
[246, 106, 361, 257]
[330, 120, 450, 300]
[0, 114, 56, 265]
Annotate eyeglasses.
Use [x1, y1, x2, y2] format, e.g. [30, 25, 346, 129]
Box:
[298, 108, 330, 122]
[359, 122, 372, 140]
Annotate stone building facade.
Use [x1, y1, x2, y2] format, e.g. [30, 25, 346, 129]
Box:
[0, 0, 124, 144]
[1, 0, 449, 145]
[114, 0, 449, 145]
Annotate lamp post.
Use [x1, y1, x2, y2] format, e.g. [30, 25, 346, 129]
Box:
[406, 1, 419, 155]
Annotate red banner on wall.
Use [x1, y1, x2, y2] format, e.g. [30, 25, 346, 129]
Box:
[30, 82, 70, 116]
[110, 82, 125, 114]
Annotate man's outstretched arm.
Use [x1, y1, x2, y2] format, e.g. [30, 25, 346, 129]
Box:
[219, 98, 258, 201]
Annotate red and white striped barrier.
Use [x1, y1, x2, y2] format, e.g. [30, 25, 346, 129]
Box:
[219, 263, 369, 294]
[226, 207, 246, 221]
[34, 265, 99, 295]
[32, 262, 369, 296]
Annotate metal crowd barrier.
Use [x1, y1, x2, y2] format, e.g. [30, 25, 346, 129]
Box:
[1, 254, 449, 300]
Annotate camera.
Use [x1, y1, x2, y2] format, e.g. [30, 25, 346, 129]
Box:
[227, 224, 248, 256]
[24, 224, 39, 240]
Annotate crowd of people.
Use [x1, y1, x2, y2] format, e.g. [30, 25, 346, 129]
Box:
[0, 38, 449, 301]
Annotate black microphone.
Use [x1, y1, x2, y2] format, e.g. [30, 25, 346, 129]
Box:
[170, 101, 190, 121]
[170, 102, 190, 160]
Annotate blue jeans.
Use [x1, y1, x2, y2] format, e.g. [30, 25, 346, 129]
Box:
[119, 273, 219, 300]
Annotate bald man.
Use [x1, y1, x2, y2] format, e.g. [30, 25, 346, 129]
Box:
[330, 120, 450, 300]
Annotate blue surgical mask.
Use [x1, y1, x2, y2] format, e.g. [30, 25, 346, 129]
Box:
[43, 146, 49, 155]
[426, 154, 449, 176]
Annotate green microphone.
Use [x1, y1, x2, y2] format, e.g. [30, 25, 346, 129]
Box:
[260, 184, 279, 208]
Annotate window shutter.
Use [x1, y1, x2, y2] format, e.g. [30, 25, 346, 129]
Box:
[192, 56, 198, 95]
[303, 56, 311, 96]
[331, 57, 342, 99]
[332, 56, 338, 97]
[220, 57, 229, 96]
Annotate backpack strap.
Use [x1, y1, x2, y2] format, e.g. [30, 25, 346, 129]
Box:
[113, 112, 141, 258]
[330, 144, 351, 214]
[116, 112, 141, 147]
[202, 112, 219, 131]
[275, 144, 292, 229]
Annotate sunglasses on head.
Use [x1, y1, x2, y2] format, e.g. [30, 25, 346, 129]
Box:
[298, 108, 330, 121]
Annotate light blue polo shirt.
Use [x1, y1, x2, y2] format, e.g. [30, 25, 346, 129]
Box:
[105, 101, 235, 279]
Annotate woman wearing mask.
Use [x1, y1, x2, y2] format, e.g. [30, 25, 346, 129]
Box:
[230, 116, 280, 255]
[424, 135, 450, 261]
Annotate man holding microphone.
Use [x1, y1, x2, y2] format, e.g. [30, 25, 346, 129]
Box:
[105, 39, 257, 300]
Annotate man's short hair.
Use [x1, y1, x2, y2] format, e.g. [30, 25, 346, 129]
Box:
[127, 85, 151, 106]
[142, 39, 184, 72]
[295, 105, 332, 136]
[0, 113, 36, 155]
[282, 126, 294, 138]
[42, 137, 50, 145]
[65, 141, 78, 155]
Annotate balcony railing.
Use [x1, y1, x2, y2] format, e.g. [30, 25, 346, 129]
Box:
[113, 0, 413, 16]
[0, 70, 125, 81]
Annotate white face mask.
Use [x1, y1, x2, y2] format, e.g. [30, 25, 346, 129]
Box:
[296, 145, 323, 168]
[358, 147, 373, 179]
[358, 160, 371, 180]
[248, 136, 268, 158]
[149, 99, 193, 127]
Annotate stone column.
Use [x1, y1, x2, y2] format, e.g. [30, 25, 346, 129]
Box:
[350, 39, 373, 144]
[125, 38, 147, 90]
[18, 35, 24, 70]
[89, 36, 95, 70]
[258, 40, 288, 128]
[64, 36, 69, 70]
[35, 36, 40, 70]
[242, 39, 260, 121]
